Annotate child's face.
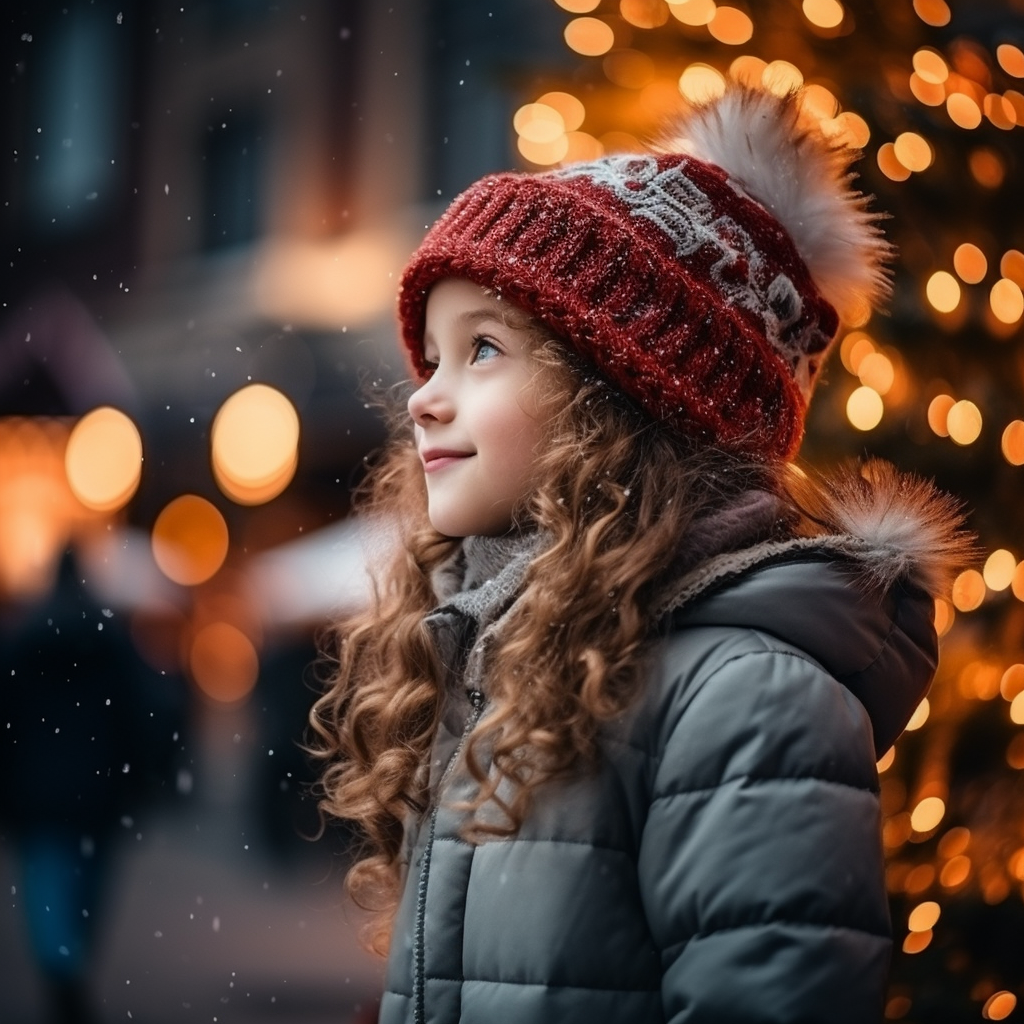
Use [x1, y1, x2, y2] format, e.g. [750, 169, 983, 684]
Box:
[408, 278, 552, 537]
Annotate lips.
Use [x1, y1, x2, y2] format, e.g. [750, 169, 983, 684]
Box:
[420, 448, 473, 473]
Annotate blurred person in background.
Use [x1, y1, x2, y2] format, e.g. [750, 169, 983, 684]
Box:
[0, 538, 185, 1024]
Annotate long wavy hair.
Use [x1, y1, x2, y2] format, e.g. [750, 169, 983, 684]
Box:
[309, 327, 784, 953]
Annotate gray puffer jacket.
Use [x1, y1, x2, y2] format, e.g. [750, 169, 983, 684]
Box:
[379, 469, 964, 1024]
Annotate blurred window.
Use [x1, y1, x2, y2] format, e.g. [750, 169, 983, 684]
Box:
[27, 6, 124, 234]
[201, 105, 268, 250]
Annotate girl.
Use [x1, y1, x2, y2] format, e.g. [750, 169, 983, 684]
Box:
[312, 85, 968, 1023]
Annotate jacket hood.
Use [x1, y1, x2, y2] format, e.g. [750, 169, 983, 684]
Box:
[667, 460, 972, 755]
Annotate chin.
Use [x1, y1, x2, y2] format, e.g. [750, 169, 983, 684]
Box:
[427, 510, 471, 538]
[428, 508, 510, 538]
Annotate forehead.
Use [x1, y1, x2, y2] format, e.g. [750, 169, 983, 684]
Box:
[424, 278, 535, 332]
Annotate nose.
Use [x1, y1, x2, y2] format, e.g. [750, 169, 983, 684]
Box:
[407, 370, 454, 426]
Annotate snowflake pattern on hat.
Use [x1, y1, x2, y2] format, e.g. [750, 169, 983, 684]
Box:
[550, 154, 813, 377]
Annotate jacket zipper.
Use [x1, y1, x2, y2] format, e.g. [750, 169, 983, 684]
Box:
[413, 687, 485, 1024]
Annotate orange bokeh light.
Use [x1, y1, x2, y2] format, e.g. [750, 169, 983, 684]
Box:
[189, 621, 259, 705]
[708, 6, 753, 45]
[912, 0, 950, 26]
[564, 17, 615, 56]
[953, 243, 987, 284]
[152, 495, 229, 586]
[211, 384, 300, 506]
[65, 407, 143, 513]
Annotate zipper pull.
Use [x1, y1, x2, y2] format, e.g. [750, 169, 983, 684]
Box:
[467, 688, 484, 709]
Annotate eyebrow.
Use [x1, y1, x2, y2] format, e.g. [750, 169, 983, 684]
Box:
[423, 305, 512, 352]
[457, 306, 509, 327]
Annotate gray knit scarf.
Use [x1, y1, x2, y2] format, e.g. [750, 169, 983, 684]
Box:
[422, 488, 789, 709]
[423, 532, 544, 729]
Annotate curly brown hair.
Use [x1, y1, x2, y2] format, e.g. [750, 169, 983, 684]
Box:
[309, 333, 781, 953]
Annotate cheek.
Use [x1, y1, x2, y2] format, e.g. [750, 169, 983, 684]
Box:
[487, 403, 548, 486]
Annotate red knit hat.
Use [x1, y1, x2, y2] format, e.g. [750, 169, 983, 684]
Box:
[398, 85, 891, 461]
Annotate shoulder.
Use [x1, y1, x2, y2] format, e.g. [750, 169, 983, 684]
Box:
[636, 610, 880, 795]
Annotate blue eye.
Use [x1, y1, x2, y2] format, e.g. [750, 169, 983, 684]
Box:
[471, 337, 501, 363]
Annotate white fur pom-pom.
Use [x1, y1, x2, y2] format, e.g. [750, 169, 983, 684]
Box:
[660, 85, 892, 322]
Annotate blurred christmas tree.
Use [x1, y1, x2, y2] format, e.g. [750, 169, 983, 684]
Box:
[511, 1, 1024, 1020]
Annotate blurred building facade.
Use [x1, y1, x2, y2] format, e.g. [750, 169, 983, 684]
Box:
[1, 0, 568, 687]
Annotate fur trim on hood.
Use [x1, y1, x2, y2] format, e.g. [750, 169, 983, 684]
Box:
[658, 459, 973, 616]
[787, 459, 973, 597]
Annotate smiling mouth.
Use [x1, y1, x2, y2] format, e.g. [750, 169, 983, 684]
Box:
[421, 449, 473, 473]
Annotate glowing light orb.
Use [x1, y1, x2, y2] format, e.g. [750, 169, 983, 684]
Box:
[65, 407, 143, 513]
[984, 93, 1016, 130]
[947, 400, 982, 445]
[927, 394, 955, 437]
[858, 351, 895, 394]
[1011, 691, 1024, 725]
[152, 495, 229, 586]
[990, 278, 1024, 324]
[908, 900, 941, 932]
[1001, 249, 1024, 287]
[912, 0, 950, 26]
[877, 143, 911, 182]
[762, 60, 803, 96]
[830, 111, 870, 148]
[933, 597, 954, 637]
[1001, 420, 1024, 465]
[910, 73, 946, 107]
[564, 131, 604, 162]
[519, 135, 569, 165]
[619, 0, 669, 29]
[912, 48, 949, 85]
[910, 798, 945, 833]
[902, 929, 933, 954]
[951, 569, 985, 611]
[800, 83, 839, 121]
[211, 384, 300, 506]
[983, 549, 1016, 591]
[984, 992, 1018, 1022]
[997, 44, 1024, 78]
[846, 386, 883, 431]
[189, 621, 259, 705]
[926, 271, 961, 312]
[905, 698, 930, 731]
[1000, 664, 1024, 701]
[801, 0, 844, 29]
[729, 54, 767, 88]
[893, 132, 933, 172]
[564, 17, 615, 56]
[953, 243, 987, 284]
[514, 103, 565, 143]
[947, 93, 982, 129]
[679, 64, 726, 103]
[708, 6, 753, 45]
[840, 331, 875, 374]
[604, 49, 656, 89]
[940, 855, 971, 888]
[668, 0, 716, 27]
[537, 92, 586, 132]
